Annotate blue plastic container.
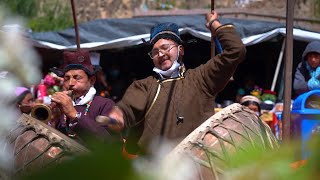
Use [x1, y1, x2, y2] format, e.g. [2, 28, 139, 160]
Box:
[291, 90, 320, 159]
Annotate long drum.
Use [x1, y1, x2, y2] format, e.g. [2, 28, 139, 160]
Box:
[4, 114, 89, 176]
[165, 103, 279, 180]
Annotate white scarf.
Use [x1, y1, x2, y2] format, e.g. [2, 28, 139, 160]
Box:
[153, 60, 181, 78]
[73, 87, 96, 106]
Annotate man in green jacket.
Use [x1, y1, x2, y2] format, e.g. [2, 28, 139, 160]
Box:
[101, 10, 246, 154]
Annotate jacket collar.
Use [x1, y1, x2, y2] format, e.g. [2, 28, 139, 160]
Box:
[155, 63, 186, 82]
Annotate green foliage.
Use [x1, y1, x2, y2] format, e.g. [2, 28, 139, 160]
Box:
[315, 0, 320, 17]
[154, 0, 176, 10]
[224, 135, 320, 179]
[0, 0, 38, 18]
[0, 0, 73, 32]
[10, 128, 320, 179]
[225, 143, 296, 179]
[261, 93, 277, 103]
[28, 1, 73, 32]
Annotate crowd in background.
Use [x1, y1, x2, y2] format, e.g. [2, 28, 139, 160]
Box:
[18, 41, 320, 145]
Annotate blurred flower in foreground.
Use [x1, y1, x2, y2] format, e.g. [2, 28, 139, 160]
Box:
[133, 139, 197, 180]
[0, 7, 41, 176]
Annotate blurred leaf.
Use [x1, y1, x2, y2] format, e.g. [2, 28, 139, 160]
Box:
[224, 136, 320, 179]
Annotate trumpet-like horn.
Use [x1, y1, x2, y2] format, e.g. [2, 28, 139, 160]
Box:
[31, 102, 57, 122]
[31, 90, 73, 122]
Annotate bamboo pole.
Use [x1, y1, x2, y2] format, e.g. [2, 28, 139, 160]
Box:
[70, 0, 80, 50]
[211, 0, 215, 58]
[271, 40, 285, 92]
[282, 0, 296, 143]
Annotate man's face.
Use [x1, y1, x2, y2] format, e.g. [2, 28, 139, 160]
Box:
[150, 39, 183, 71]
[63, 69, 95, 98]
[247, 104, 260, 114]
[307, 52, 320, 69]
[19, 93, 34, 113]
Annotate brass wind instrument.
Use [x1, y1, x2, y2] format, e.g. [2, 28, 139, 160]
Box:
[31, 102, 58, 122]
[31, 90, 73, 122]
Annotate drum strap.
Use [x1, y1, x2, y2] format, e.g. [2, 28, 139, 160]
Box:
[132, 76, 184, 127]
[125, 77, 183, 154]
[131, 83, 161, 127]
[145, 84, 161, 119]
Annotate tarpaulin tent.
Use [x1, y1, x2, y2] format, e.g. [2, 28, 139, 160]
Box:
[28, 15, 320, 50]
[26, 14, 320, 101]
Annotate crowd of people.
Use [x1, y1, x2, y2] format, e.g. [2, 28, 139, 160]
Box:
[231, 40, 320, 143]
[10, 9, 320, 158]
[11, 10, 246, 155]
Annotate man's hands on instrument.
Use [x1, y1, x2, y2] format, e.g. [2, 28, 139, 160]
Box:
[51, 91, 77, 119]
[96, 106, 124, 132]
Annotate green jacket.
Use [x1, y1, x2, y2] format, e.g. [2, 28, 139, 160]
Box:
[117, 25, 246, 153]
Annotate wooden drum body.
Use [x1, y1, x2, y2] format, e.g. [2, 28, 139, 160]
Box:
[4, 114, 88, 176]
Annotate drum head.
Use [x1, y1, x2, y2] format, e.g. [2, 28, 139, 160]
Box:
[166, 103, 279, 180]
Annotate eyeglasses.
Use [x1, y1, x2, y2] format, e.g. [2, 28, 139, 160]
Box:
[148, 44, 178, 59]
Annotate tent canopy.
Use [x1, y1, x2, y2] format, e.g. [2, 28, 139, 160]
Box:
[27, 15, 320, 102]
[27, 15, 320, 50]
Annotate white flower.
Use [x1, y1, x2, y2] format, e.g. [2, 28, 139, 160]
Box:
[0, 8, 41, 174]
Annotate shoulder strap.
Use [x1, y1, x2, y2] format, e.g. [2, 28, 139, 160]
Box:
[131, 83, 161, 127]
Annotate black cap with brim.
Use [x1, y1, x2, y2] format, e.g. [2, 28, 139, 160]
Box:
[50, 65, 96, 77]
[150, 31, 183, 45]
[64, 64, 96, 76]
[149, 22, 183, 45]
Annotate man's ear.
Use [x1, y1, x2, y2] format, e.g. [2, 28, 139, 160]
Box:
[90, 75, 96, 85]
[179, 45, 184, 56]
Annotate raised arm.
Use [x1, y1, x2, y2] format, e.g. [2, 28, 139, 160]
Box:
[197, 10, 246, 96]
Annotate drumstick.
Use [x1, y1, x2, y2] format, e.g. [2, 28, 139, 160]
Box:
[96, 115, 123, 132]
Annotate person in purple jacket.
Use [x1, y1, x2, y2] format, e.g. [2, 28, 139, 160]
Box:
[50, 50, 122, 144]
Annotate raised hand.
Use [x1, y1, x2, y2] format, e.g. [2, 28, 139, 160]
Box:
[205, 10, 221, 30]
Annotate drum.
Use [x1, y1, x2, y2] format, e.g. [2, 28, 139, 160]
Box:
[165, 103, 279, 180]
[4, 114, 89, 176]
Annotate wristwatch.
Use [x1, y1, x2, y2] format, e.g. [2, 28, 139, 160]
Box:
[70, 112, 82, 122]
[69, 112, 82, 127]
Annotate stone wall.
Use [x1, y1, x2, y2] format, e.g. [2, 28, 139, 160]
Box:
[72, 0, 317, 21]
[55, 0, 318, 31]
[75, 0, 141, 21]
[240, 0, 315, 18]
